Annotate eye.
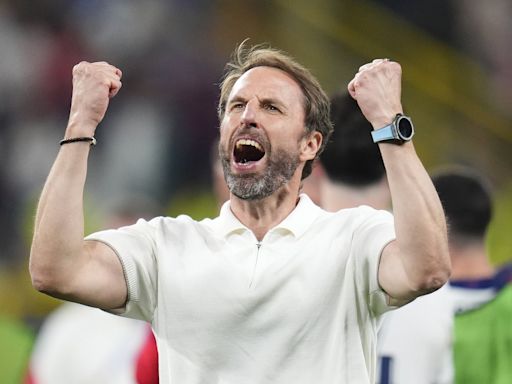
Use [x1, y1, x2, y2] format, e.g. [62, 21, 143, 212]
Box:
[263, 103, 280, 112]
[230, 102, 245, 111]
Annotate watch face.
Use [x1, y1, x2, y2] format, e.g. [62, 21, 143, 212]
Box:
[397, 116, 414, 140]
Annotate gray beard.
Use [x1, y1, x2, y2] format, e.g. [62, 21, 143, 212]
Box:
[220, 148, 300, 201]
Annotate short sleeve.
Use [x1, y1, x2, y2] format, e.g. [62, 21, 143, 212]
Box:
[351, 207, 396, 317]
[85, 218, 159, 322]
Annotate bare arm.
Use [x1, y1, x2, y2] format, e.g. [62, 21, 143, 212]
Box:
[348, 59, 450, 303]
[30, 62, 127, 310]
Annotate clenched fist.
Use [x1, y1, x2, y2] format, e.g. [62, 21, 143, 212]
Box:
[347, 59, 403, 129]
[67, 61, 122, 136]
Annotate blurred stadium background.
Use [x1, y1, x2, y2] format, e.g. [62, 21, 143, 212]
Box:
[0, 0, 511, 381]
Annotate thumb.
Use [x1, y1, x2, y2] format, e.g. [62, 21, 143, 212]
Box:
[109, 79, 122, 98]
[347, 78, 357, 99]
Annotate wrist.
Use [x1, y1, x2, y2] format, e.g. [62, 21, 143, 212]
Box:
[371, 113, 414, 144]
[60, 137, 96, 147]
[65, 118, 97, 138]
[370, 112, 403, 130]
[368, 104, 404, 129]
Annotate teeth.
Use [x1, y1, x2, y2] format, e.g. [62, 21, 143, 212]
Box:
[236, 139, 263, 152]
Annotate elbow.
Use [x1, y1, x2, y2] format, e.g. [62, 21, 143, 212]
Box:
[415, 257, 451, 295]
[420, 269, 450, 293]
[31, 275, 52, 294]
[29, 257, 53, 294]
[29, 249, 62, 295]
[30, 266, 67, 298]
[29, 245, 84, 300]
[29, 240, 51, 293]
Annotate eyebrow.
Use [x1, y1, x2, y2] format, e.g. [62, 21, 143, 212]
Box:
[226, 95, 246, 106]
[227, 95, 288, 112]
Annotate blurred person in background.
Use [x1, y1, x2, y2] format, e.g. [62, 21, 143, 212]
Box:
[377, 167, 512, 384]
[29, 42, 450, 383]
[26, 302, 147, 384]
[25, 197, 157, 384]
[434, 167, 512, 384]
[377, 264, 453, 383]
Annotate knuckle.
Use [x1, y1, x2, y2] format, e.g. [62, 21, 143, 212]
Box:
[73, 61, 95, 77]
[390, 61, 402, 71]
[100, 77, 111, 86]
[73, 61, 86, 73]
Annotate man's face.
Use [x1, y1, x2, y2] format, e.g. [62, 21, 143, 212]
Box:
[219, 66, 308, 200]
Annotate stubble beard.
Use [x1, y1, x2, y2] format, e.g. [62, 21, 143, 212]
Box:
[220, 147, 300, 201]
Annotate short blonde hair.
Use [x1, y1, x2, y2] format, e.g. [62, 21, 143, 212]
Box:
[218, 42, 333, 179]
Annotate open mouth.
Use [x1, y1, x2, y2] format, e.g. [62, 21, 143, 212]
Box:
[233, 139, 265, 164]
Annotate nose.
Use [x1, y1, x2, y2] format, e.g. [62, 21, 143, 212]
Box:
[240, 99, 258, 128]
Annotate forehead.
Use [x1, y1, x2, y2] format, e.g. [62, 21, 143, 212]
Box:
[228, 66, 304, 105]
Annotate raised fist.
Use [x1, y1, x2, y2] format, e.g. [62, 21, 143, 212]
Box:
[347, 59, 403, 129]
[67, 61, 122, 136]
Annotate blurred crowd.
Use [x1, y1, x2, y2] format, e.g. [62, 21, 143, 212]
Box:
[0, 0, 228, 268]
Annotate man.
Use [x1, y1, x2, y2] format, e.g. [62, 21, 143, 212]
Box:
[320, 92, 390, 211]
[434, 168, 512, 384]
[29, 43, 450, 383]
[134, 92, 388, 382]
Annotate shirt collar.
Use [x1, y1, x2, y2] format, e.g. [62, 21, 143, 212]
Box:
[216, 200, 248, 236]
[273, 193, 322, 238]
[212, 193, 322, 239]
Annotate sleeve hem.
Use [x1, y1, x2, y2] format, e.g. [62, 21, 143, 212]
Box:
[84, 237, 137, 313]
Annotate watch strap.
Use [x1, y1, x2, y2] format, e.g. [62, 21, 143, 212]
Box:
[371, 123, 397, 143]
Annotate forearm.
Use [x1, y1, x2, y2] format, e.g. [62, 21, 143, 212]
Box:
[381, 142, 450, 292]
[30, 140, 92, 295]
[30, 61, 127, 308]
[347, 59, 450, 299]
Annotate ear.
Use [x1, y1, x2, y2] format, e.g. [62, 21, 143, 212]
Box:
[300, 131, 323, 161]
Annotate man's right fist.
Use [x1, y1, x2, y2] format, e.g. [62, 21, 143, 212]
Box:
[67, 61, 122, 136]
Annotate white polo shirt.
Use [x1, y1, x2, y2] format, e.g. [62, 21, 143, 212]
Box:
[87, 194, 396, 384]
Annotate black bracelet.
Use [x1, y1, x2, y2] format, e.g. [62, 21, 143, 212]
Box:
[59, 137, 97, 146]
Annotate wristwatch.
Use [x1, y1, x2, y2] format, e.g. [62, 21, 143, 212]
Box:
[371, 114, 415, 144]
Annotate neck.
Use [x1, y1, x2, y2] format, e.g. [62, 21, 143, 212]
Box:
[320, 177, 391, 211]
[229, 179, 301, 241]
[449, 240, 494, 280]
